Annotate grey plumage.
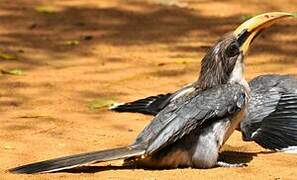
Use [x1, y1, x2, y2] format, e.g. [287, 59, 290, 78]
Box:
[10, 33, 249, 174]
[112, 74, 297, 151]
[111, 84, 194, 115]
[134, 84, 246, 155]
[9, 12, 296, 174]
[10, 84, 247, 174]
[241, 74, 297, 150]
[194, 33, 241, 90]
[10, 147, 144, 174]
[112, 93, 172, 115]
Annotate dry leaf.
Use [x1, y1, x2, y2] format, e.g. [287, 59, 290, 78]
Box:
[0, 52, 16, 60]
[63, 40, 80, 46]
[35, 5, 59, 13]
[1, 69, 24, 76]
[88, 98, 118, 109]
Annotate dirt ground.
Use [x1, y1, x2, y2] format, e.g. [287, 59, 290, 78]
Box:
[1, 0, 297, 179]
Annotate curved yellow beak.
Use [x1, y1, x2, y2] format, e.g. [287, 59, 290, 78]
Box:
[234, 12, 295, 54]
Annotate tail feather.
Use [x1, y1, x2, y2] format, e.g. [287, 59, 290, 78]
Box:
[110, 93, 172, 115]
[9, 147, 144, 174]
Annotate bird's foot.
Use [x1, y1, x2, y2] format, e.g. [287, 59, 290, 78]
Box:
[216, 161, 247, 168]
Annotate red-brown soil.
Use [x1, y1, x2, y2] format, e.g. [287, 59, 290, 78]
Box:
[1, 0, 297, 179]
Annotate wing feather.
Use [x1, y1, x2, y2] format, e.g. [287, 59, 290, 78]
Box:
[251, 93, 297, 149]
[132, 84, 246, 154]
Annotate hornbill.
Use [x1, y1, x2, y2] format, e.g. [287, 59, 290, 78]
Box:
[9, 12, 293, 174]
[112, 74, 297, 151]
[112, 16, 297, 152]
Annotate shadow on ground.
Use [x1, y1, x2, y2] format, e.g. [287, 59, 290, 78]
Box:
[1, 0, 296, 69]
[53, 150, 274, 174]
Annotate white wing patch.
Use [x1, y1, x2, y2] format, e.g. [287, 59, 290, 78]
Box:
[279, 146, 297, 153]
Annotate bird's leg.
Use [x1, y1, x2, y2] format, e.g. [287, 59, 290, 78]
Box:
[216, 161, 247, 168]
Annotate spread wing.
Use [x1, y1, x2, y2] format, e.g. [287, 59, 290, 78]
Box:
[110, 84, 195, 115]
[132, 83, 246, 154]
[250, 93, 297, 150]
[240, 88, 281, 139]
[241, 74, 297, 150]
[248, 74, 297, 91]
[110, 93, 173, 115]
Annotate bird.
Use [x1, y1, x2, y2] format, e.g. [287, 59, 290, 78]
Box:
[9, 12, 293, 174]
[112, 74, 297, 151]
[111, 16, 297, 151]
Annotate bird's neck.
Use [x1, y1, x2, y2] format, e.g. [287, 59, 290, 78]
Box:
[194, 54, 250, 93]
[227, 56, 250, 92]
[194, 61, 229, 90]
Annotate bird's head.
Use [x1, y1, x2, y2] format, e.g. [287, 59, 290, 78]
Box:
[197, 12, 294, 91]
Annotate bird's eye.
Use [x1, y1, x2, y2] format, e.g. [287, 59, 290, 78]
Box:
[226, 43, 239, 57]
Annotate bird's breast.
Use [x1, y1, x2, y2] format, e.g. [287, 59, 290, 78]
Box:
[222, 108, 246, 146]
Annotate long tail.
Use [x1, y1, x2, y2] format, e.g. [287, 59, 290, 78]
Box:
[110, 93, 172, 115]
[9, 147, 144, 174]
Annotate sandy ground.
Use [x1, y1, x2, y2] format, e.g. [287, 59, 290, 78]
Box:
[1, 0, 297, 179]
